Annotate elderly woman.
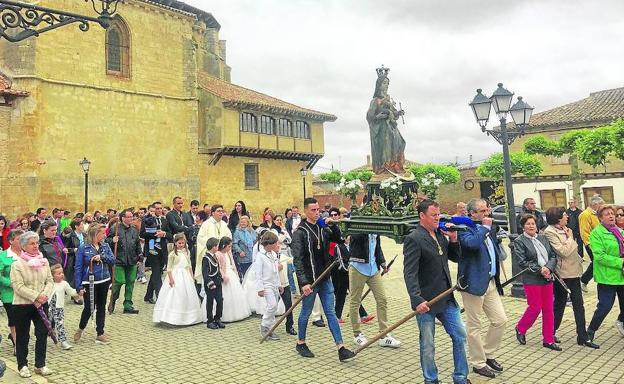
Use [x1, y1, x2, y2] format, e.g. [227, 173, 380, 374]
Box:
[10, 231, 55, 378]
[233, 215, 256, 278]
[74, 223, 115, 345]
[38, 220, 65, 266]
[0, 228, 25, 356]
[513, 214, 561, 351]
[586, 205, 624, 341]
[543, 207, 599, 349]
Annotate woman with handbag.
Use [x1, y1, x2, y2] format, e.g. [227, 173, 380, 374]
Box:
[513, 214, 561, 351]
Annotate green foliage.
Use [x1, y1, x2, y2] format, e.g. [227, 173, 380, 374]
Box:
[524, 136, 564, 157]
[319, 170, 342, 184]
[408, 164, 460, 185]
[609, 119, 624, 161]
[559, 130, 589, 153]
[576, 125, 616, 167]
[344, 169, 374, 182]
[319, 169, 373, 185]
[476, 152, 543, 179]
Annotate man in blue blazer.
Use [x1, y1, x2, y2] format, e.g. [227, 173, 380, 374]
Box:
[458, 199, 508, 379]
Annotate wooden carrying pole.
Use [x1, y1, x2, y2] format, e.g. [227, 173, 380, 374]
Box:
[260, 259, 338, 344]
[354, 282, 464, 355]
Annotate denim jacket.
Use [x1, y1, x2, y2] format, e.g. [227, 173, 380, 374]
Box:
[74, 242, 115, 290]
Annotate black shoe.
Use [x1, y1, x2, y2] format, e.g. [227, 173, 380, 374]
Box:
[473, 366, 496, 378]
[515, 327, 526, 345]
[312, 319, 326, 327]
[543, 342, 562, 351]
[296, 343, 315, 358]
[144, 298, 156, 304]
[338, 346, 356, 362]
[286, 327, 297, 335]
[207, 322, 219, 330]
[485, 358, 503, 372]
[577, 338, 600, 349]
[554, 335, 560, 343]
[216, 321, 226, 329]
[123, 307, 139, 314]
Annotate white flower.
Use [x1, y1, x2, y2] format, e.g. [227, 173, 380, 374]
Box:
[427, 173, 435, 178]
[433, 179, 442, 187]
[391, 185, 398, 189]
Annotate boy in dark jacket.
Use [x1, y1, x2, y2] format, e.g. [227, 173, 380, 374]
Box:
[202, 238, 224, 330]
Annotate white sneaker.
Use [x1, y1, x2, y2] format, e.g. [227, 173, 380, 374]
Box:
[379, 334, 401, 348]
[19, 366, 31, 378]
[581, 283, 588, 293]
[616, 320, 624, 337]
[34, 366, 53, 376]
[354, 333, 368, 346]
[61, 341, 72, 350]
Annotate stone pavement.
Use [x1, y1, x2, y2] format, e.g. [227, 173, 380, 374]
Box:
[1, 238, 623, 384]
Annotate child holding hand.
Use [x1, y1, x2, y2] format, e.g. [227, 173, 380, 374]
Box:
[49, 264, 82, 350]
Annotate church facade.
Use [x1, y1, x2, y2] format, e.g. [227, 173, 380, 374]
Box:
[0, 0, 335, 218]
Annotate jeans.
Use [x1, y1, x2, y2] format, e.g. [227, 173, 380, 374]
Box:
[287, 263, 298, 294]
[297, 278, 342, 344]
[588, 283, 624, 334]
[554, 277, 588, 340]
[580, 245, 594, 285]
[416, 301, 469, 384]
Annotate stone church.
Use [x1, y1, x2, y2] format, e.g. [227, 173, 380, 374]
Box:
[0, 0, 335, 218]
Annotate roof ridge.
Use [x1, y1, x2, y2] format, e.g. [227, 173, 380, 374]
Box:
[589, 86, 624, 97]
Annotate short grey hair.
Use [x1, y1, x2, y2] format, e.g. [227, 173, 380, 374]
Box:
[466, 198, 486, 214]
[590, 195, 605, 206]
[19, 231, 39, 249]
[8, 228, 25, 242]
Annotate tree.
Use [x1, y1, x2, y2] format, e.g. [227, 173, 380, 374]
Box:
[476, 152, 543, 180]
[409, 163, 460, 200]
[476, 152, 543, 205]
[318, 169, 373, 185]
[523, 119, 624, 202]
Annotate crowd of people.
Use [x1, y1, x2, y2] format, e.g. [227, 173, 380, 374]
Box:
[0, 194, 623, 383]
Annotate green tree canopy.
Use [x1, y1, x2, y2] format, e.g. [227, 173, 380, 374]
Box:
[318, 169, 373, 184]
[409, 163, 460, 184]
[476, 152, 543, 179]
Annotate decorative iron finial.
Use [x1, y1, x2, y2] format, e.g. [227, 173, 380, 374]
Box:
[376, 65, 390, 78]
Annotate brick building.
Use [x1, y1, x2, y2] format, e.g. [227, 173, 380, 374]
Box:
[0, 0, 335, 218]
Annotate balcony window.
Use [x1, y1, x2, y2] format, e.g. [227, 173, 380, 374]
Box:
[240, 112, 257, 133]
[294, 121, 310, 139]
[277, 118, 292, 137]
[259, 115, 276, 135]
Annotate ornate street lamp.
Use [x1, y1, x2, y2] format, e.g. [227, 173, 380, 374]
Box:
[300, 168, 308, 200]
[79, 157, 91, 213]
[0, 0, 121, 42]
[469, 84, 533, 297]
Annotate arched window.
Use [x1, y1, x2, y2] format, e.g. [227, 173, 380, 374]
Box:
[106, 17, 131, 78]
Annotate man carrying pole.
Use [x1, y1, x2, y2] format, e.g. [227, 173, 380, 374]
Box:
[458, 199, 507, 379]
[291, 197, 355, 362]
[403, 199, 471, 384]
[348, 233, 401, 348]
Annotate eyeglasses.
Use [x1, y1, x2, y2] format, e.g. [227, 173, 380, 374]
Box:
[330, 213, 340, 217]
[617, 213, 624, 218]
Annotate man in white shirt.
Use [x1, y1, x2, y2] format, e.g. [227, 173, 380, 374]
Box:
[195, 204, 232, 283]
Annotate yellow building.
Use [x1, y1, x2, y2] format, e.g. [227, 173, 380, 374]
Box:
[0, 0, 335, 219]
[509, 87, 624, 209]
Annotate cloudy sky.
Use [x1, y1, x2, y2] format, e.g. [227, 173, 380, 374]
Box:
[185, 0, 624, 173]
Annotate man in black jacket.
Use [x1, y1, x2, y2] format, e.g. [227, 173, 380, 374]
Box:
[403, 199, 470, 384]
[291, 197, 355, 362]
[142, 201, 172, 304]
[516, 198, 547, 233]
[166, 196, 193, 238]
[107, 209, 142, 314]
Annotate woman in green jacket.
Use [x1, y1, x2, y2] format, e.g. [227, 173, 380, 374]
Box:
[0, 228, 25, 355]
[587, 205, 624, 342]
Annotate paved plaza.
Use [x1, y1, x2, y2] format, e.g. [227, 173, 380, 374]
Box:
[1, 238, 623, 384]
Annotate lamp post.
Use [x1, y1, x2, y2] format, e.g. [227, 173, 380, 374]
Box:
[0, 0, 121, 42]
[79, 157, 91, 213]
[300, 168, 308, 200]
[469, 83, 533, 297]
